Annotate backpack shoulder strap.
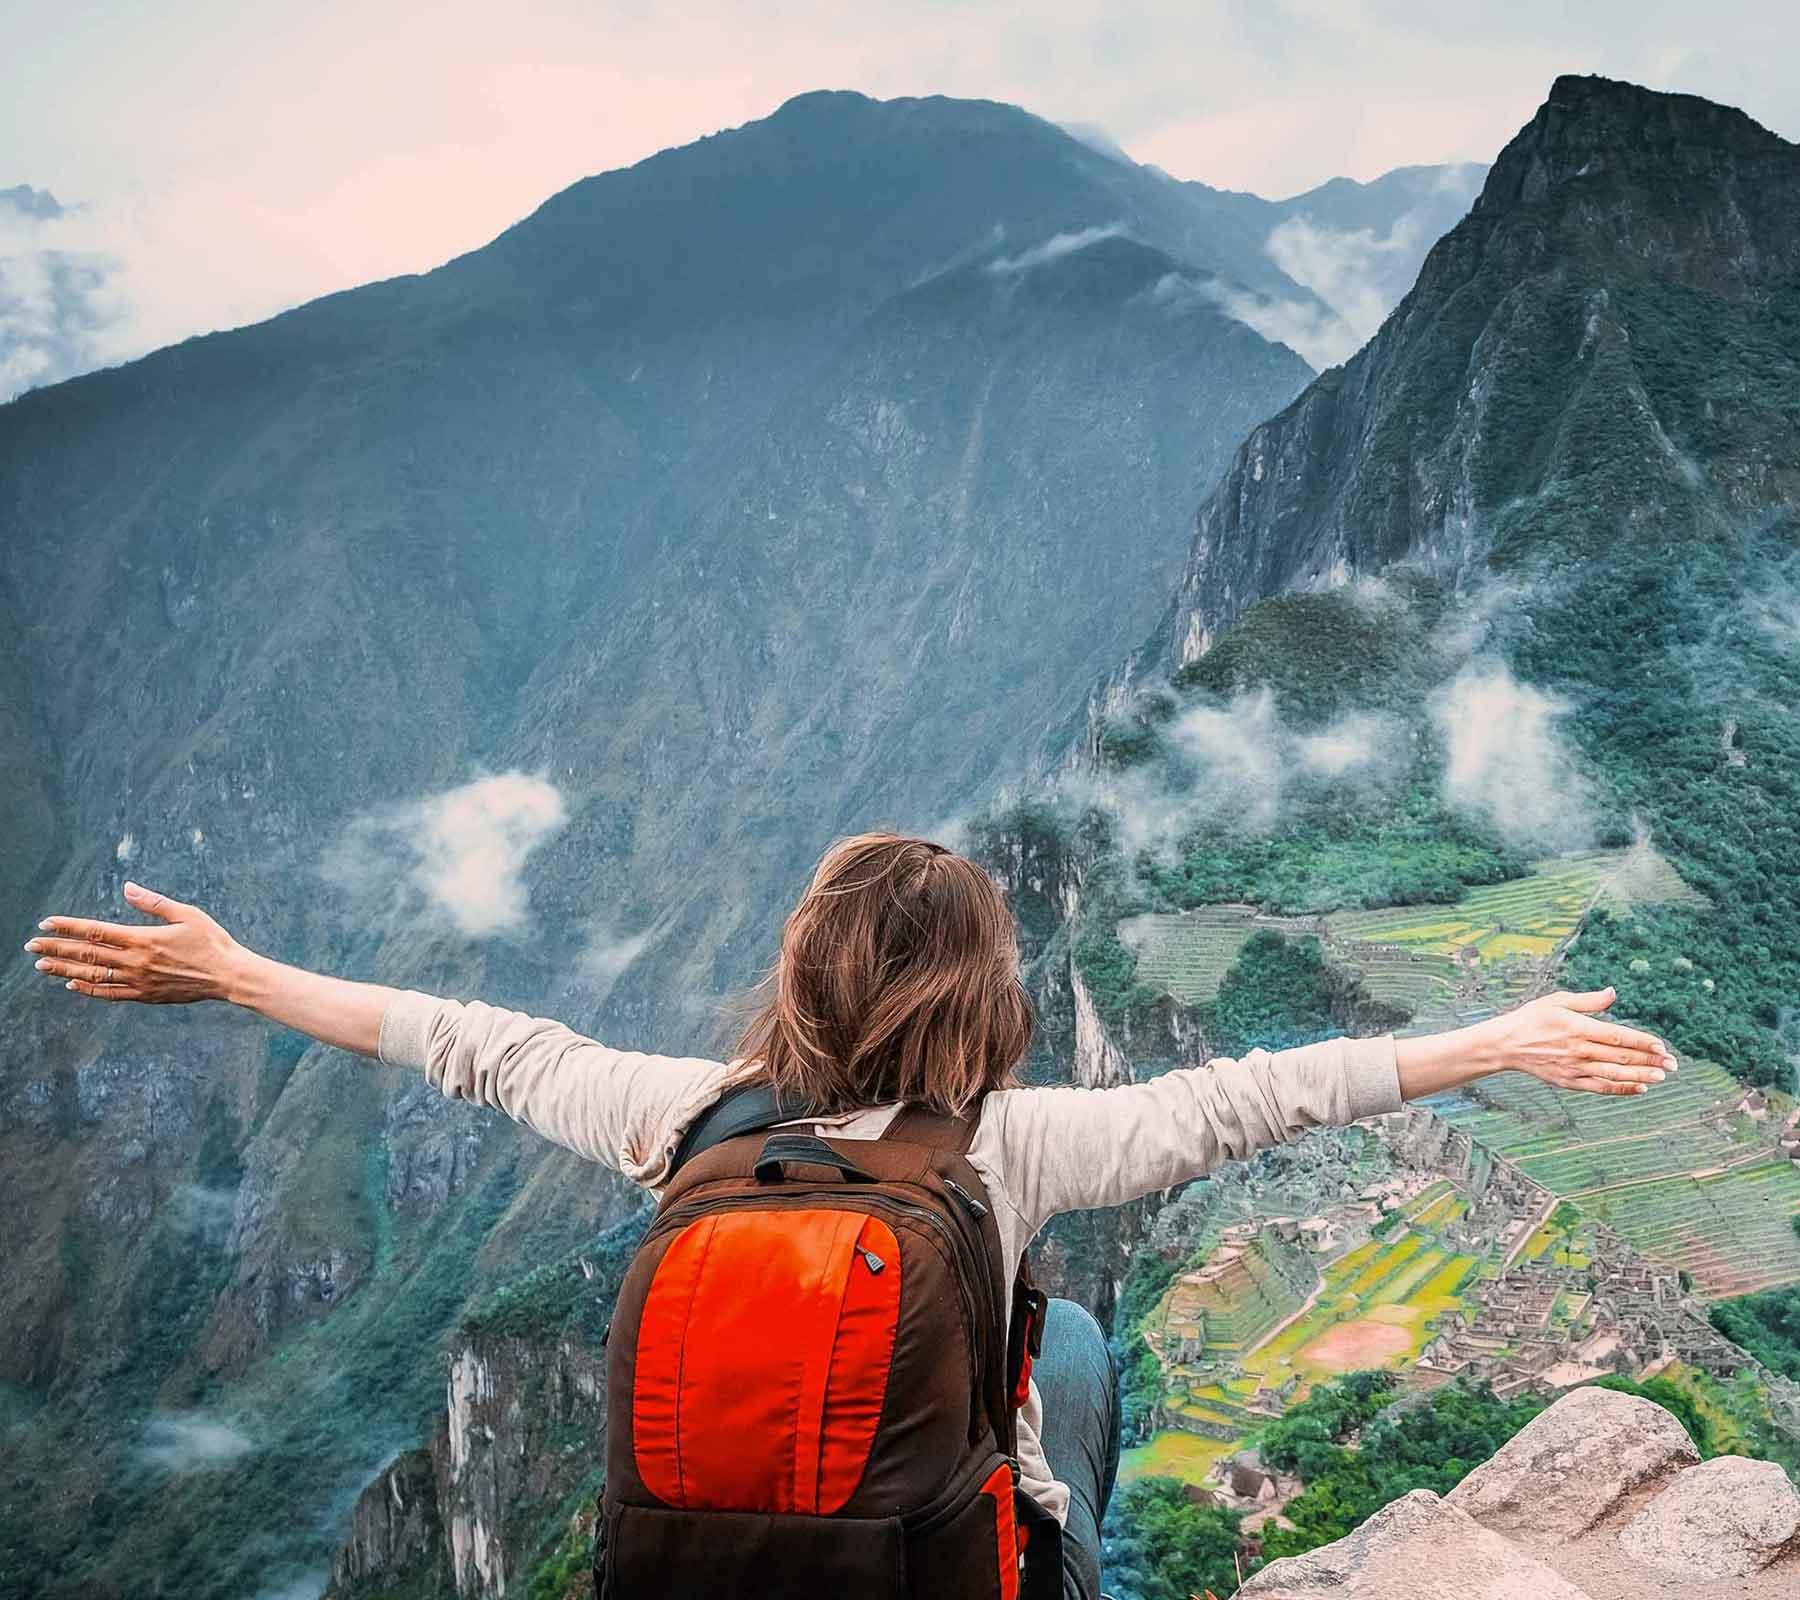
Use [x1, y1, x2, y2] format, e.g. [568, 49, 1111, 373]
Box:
[883, 1102, 979, 1153]
[667, 1079, 816, 1179]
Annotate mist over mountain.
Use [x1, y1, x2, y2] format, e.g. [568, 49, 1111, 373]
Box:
[0, 184, 123, 401]
[0, 89, 1487, 1597]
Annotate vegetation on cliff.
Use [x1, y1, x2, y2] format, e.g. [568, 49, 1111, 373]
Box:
[1712, 1288, 1800, 1384]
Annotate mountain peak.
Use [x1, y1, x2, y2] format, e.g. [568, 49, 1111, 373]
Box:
[1479, 73, 1793, 216]
[1156, 76, 1800, 666]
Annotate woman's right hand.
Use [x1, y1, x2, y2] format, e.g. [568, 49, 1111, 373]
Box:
[24, 881, 245, 1004]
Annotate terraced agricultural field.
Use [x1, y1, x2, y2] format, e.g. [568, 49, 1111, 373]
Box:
[1581, 1161, 1800, 1298]
[1145, 1231, 1313, 1358]
[1238, 1231, 1477, 1392]
[1431, 1060, 1800, 1296]
[1118, 1430, 1238, 1484]
[1120, 845, 1701, 1023]
[1117, 905, 1263, 1003]
[1133, 1183, 1493, 1480]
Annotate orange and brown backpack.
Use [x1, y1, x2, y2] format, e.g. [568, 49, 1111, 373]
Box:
[593, 1085, 1058, 1599]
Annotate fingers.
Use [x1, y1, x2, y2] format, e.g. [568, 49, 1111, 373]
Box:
[33, 916, 137, 950]
[29, 949, 140, 999]
[123, 880, 189, 923]
[1576, 1019, 1676, 1063]
[26, 937, 138, 967]
[1571, 1041, 1672, 1073]
[31, 951, 118, 982]
[1577, 1059, 1668, 1087]
[1568, 1074, 1649, 1096]
[1559, 985, 1617, 1014]
[64, 973, 137, 1001]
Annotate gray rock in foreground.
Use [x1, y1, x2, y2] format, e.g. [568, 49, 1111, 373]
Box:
[1446, 1384, 1699, 1539]
[1241, 1389, 1800, 1600]
[1618, 1454, 1800, 1577]
[1237, 1488, 1592, 1599]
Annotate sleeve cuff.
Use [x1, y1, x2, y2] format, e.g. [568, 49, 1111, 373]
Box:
[377, 989, 446, 1070]
[1342, 1032, 1404, 1121]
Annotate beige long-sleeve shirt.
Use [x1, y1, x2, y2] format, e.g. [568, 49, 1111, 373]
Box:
[377, 989, 1403, 1524]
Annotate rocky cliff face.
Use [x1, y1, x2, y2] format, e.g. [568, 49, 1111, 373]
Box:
[1240, 1386, 1800, 1598]
[324, 1332, 605, 1600]
[1157, 73, 1800, 668]
[325, 1218, 639, 1600]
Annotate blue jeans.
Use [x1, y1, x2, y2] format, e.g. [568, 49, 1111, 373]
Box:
[1031, 1298, 1122, 1600]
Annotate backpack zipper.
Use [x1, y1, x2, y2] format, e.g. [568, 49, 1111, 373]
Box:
[943, 1177, 989, 1221]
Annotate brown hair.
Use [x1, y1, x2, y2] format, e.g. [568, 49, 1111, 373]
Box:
[731, 832, 1034, 1116]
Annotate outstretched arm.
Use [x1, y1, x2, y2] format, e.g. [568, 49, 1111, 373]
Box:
[991, 986, 1677, 1228]
[24, 880, 731, 1181]
[25, 880, 395, 1055]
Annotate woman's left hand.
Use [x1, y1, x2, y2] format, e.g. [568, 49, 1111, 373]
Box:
[1472, 985, 1677, 1095]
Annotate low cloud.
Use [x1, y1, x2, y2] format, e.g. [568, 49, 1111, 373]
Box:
[1078, 692, 1409, 859]
[1749, 575, 1800, 657]
[919, 812, 973, 852]
[1149, 268, 1349, 371]
[250, 1573, 328, 1600]
[0, 180, 327, 403]
[170, 1184, 238, 1242]
[1263, 212, 1422, 356]
[987, 224, 1126, 276]
[138, 1412, 255, 1474]
[1296, 711, 1396, 778]
[1166, 690, 1286, 833]
[1055, 122, 1135, 165]
[1160, 165, 1483, 370]
[0, 190, 126, 400]
[1262, 163, 1486, 365]
[1434, 666, 1593, 850]
[324, 770, 568, 938]
[576, 923, 660, 1006]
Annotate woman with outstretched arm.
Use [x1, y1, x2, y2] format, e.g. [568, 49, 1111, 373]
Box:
[25, 839, 1675, 1600]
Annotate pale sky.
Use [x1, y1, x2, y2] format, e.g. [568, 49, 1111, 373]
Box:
[3, 0, 1797, 376]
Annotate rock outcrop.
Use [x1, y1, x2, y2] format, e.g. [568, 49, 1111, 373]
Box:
[325, 1326, 608, 1600]
[1237, 1487, 1591, 1598]
[1242, 1388, 1800, 1600]
[323, 1212, 647, 1600]
[329, 1447, 447, 1595]
[1617, 1455, 1800, 1578]
[1444, 1384, 1700, 1539]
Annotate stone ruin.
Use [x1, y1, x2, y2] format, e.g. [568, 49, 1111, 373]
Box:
[1375, 1104, 1797, 1430]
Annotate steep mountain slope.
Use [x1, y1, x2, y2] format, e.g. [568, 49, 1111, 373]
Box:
[0, 92, 1378, 1599]
[1164, 74, 1800, 661]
